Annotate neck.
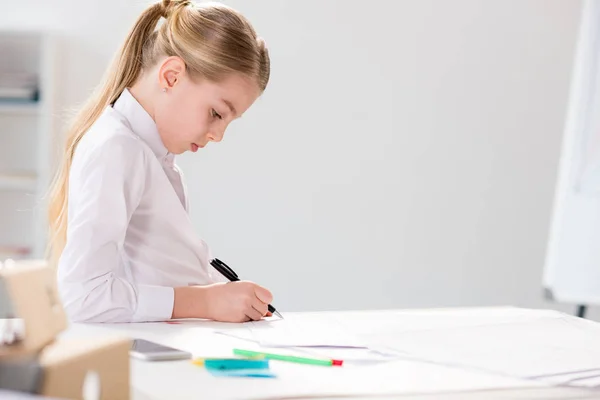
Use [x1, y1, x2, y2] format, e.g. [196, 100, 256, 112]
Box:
[129, 74, 157, 121]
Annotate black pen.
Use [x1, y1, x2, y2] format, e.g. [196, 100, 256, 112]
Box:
[210, 258, 283, 319]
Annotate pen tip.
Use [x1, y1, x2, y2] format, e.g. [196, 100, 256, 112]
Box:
[275, 311, 284, 319]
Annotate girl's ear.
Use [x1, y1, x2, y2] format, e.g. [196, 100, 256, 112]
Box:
[158, 56, 186, 90]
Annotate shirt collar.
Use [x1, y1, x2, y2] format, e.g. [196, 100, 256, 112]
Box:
[112, 88, 172, 161]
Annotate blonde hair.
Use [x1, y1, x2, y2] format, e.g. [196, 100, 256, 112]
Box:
[47, 0, 270, 264]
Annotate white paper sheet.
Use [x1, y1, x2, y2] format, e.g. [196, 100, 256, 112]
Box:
[215, 313, 366, 348]
[131, 353, 544, 400]
[373, 312, 600, 383]
[335, 307, 566, 337]
[543, 370, 600, 386]
[566, 374, 600, 388]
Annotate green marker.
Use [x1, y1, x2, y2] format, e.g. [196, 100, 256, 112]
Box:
[233, 348, 343, 367]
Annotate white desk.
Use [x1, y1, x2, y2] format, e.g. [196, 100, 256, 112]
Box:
[62, 307, 600, 400]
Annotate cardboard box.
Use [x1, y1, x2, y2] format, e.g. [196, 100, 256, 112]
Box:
[39, 337, 131, 400]
[0, 261, 130, 399]
[0, 260, 67, 359]
[0, 337, 131, 400]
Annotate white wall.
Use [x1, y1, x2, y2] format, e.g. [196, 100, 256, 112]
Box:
[0, 1, 585, 314]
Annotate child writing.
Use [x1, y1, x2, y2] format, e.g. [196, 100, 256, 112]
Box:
[47, 0, 274, 323]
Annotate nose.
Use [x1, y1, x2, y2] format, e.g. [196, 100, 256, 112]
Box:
[207, 129, 224, 143]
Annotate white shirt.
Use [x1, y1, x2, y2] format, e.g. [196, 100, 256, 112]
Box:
[57, 89, 224, 323]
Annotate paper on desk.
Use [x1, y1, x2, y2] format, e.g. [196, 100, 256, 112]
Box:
[215, 314, 366, 348]
[549, 373, 600, 387]
[336, 307, 566, 337]
[566, 374, 600, 388]
[132, 351, 545, 400]
[542, 367, 600, 388]
[537, 367, 600, 387]
[373, 312, 600, 386]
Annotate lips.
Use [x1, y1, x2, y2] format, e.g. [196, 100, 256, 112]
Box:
[191, 143, 199, 152]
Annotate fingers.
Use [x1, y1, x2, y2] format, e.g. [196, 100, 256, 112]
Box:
[253, 285, 273, 304]
[231, 282, 273, 322]
[245, 305, 264, 321]
[253, 301, 268, 317]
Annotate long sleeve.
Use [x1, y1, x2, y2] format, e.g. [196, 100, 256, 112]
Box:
[57, 132, 174, 323]
[175, 166, 227, 284]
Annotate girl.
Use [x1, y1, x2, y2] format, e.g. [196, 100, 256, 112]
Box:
[47, 0, 274, 323]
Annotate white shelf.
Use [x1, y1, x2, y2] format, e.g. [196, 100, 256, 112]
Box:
[0, 174, 37, 191]
[0, 102, 40, 115]
[0, 32, 55, 259]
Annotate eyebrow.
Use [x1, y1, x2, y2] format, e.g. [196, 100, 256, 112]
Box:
[222, 99, 238, 117]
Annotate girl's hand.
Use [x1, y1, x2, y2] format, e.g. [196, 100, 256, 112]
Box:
[172, 281, 273, 322]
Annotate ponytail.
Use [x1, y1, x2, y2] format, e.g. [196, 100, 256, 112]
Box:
[46, 2, 165, 264]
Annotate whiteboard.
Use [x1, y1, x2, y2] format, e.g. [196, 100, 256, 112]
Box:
[544, 0, 600, 306]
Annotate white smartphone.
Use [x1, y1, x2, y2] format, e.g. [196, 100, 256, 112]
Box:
[130, 339, 192, 361]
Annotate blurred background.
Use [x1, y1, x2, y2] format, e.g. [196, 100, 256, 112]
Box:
[1, 0, 598, 318]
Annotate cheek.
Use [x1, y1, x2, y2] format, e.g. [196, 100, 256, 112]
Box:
[154, 105, 181, 152]
[156, 93, 207, 143]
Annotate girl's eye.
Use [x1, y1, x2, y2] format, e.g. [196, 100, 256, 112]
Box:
[211, 109, 223, 120]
